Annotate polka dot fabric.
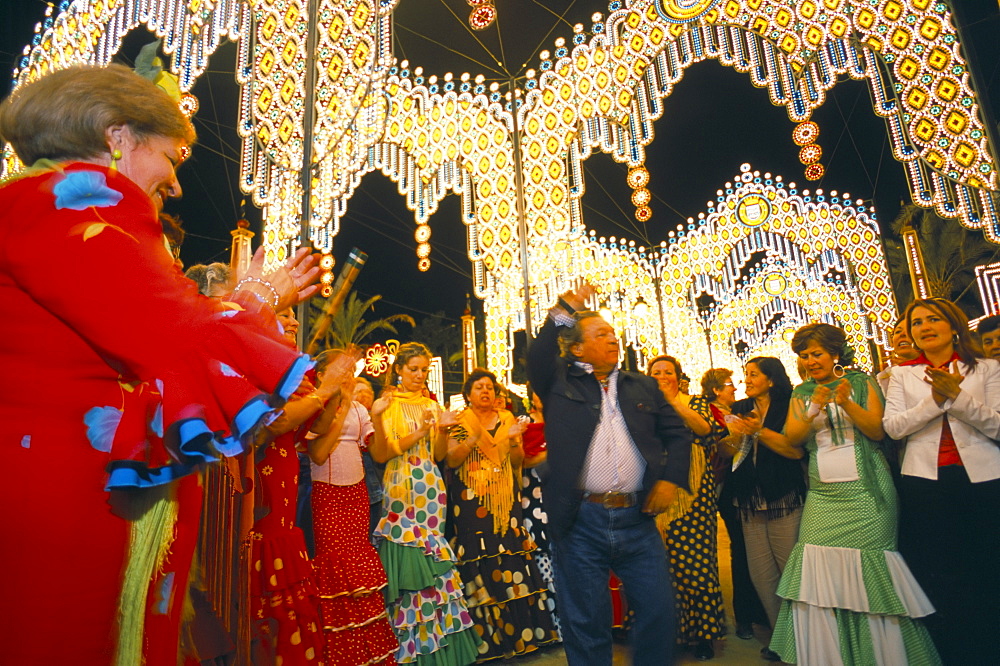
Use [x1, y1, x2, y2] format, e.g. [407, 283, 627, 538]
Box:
[376, 398, 481, 665]
[520, 466, 561, 638]
[770, 375, 941, 664]
[448, 472, 560, 660]
[660, 396, 726, 645]
[250, 433, 324, 665]
[312, 479, 398, 665]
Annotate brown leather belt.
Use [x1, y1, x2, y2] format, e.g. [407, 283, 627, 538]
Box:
[584, 491, 637, 508]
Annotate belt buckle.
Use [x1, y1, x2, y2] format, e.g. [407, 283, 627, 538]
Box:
[601, 493, 617, 508]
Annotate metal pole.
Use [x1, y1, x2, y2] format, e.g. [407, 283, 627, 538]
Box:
[509, 78, 533, 342]
[296, 0, 321, 350]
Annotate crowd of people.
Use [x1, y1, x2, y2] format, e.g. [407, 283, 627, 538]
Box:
[2, 63, 999, 666]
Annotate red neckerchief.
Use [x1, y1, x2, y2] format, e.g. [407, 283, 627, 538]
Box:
[900, 351, 959, 367]
[900, 352, 962, 466]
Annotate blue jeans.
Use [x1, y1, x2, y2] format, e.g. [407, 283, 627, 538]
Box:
[551, 501, 675, 665]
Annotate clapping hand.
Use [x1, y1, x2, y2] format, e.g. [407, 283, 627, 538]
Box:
[507, 415, 530, 438]
[811, 384, 834, 407]
[726, 412, 758, 436]
[832, 379, 852, 406]
[241, 246, 323, 312]
[924, 361, 963, 405]
[438, 410, 459, 429]
[371, 395, 391, 417]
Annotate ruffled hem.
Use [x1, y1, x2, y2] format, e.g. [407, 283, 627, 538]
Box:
[397, 624, 480, 665]
[313, 547, 388, 597]
[379, 538, 455, 601]
[250, 528, 316, 596]
[777, 543, 935, 617]
[377, 511, 453, 557]
[251, 528, 324, 665]
[105, 354, 313, 490]
[321, 607, 399, 665]
[770, 600, 942, 665]
[466, 596, 560, 661]
[380, 542, 481, 664]
[393, 569, 468, 627]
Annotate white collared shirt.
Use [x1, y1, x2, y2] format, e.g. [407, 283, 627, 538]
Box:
[577, 364, 646, 493]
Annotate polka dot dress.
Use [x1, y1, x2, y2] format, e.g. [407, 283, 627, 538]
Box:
[661, 396, 727, 645]
[312, 479, 398, 665]
[448, 469, 560, 661]
[250, 432, 324, 665]
[375, 398, 481, 664]
[520, 465, 561, 638]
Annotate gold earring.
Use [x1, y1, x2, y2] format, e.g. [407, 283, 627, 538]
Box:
[110, 148, 122, 172]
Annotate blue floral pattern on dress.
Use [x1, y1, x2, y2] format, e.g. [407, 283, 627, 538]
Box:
[53, 171, 123, 210]
[84, 405, 123, 453]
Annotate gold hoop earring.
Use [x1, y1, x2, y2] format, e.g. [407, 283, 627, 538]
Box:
[109, 148, 122, 172]
[833, 364, 846, 378]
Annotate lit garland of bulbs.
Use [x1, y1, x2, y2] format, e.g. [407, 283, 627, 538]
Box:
[480, 164, 898, 386]
[467, 0, 497, 31]
[4, 0, 1000, 311]
[628, 165, 652, 222]
[793, 120, 824, 181]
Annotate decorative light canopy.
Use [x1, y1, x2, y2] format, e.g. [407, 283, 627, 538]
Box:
[3, 0, 997, 372]
[481, 164, 897, 384]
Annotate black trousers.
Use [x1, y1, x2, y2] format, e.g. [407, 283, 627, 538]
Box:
[898, 467, 1000, 665]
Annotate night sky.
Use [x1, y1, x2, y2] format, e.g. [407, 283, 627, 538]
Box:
[3, 0, 1000, 329]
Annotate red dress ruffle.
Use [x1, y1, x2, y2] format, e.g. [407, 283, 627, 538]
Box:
[312, 479, 398, 665]
[250, 433, 324, 665]
[0, 163, 307, 664]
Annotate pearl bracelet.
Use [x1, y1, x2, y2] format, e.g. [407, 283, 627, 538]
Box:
[235, 276, 279, 307]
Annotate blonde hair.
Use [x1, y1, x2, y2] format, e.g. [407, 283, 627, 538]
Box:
[0, 64, 195, 165]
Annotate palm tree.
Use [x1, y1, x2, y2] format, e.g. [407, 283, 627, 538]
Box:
[882, 203, 1000, 317]
[310, 292, 415, 351]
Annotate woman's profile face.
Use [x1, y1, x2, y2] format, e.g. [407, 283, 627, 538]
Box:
[114, 128, 186, 210]
[743, 362, 773, 399]
[714, 375, 737, 408]
[397, 355, 430, 392]
[276, 309, 298, 343]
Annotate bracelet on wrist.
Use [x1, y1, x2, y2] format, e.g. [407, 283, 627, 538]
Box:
[235, 276, 280, 308]
[306, 392, 327, 408]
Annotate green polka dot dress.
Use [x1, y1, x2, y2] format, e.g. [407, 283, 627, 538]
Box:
[769, 373, 941, 665]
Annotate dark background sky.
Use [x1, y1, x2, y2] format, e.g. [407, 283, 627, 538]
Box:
[3, 0, 1000, 333]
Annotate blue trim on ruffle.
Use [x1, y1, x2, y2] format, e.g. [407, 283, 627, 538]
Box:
[104, 355, 314, 491]
[275, 354, 314, 404]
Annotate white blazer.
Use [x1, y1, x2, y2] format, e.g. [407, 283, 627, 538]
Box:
[884, 358, 1000, 482]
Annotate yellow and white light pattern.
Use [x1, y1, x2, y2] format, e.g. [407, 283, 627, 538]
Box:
[481, 164, 897, 385]
[2, 0, 388, 272]
[3, 0, 998, 296]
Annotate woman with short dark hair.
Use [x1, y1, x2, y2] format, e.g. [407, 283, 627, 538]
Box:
[445, 368, 559, 660]
[758, 323, 939, 664]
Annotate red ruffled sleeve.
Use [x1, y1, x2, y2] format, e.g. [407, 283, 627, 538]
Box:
[0, 163, 311, 488]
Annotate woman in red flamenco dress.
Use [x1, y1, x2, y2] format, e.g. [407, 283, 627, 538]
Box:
[0, 65, 321, 665]
[306, 355, 398, 664]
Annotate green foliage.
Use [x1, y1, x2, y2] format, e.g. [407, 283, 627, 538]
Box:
[310, 292, 415, 351]
[882, 203, 999, 318]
